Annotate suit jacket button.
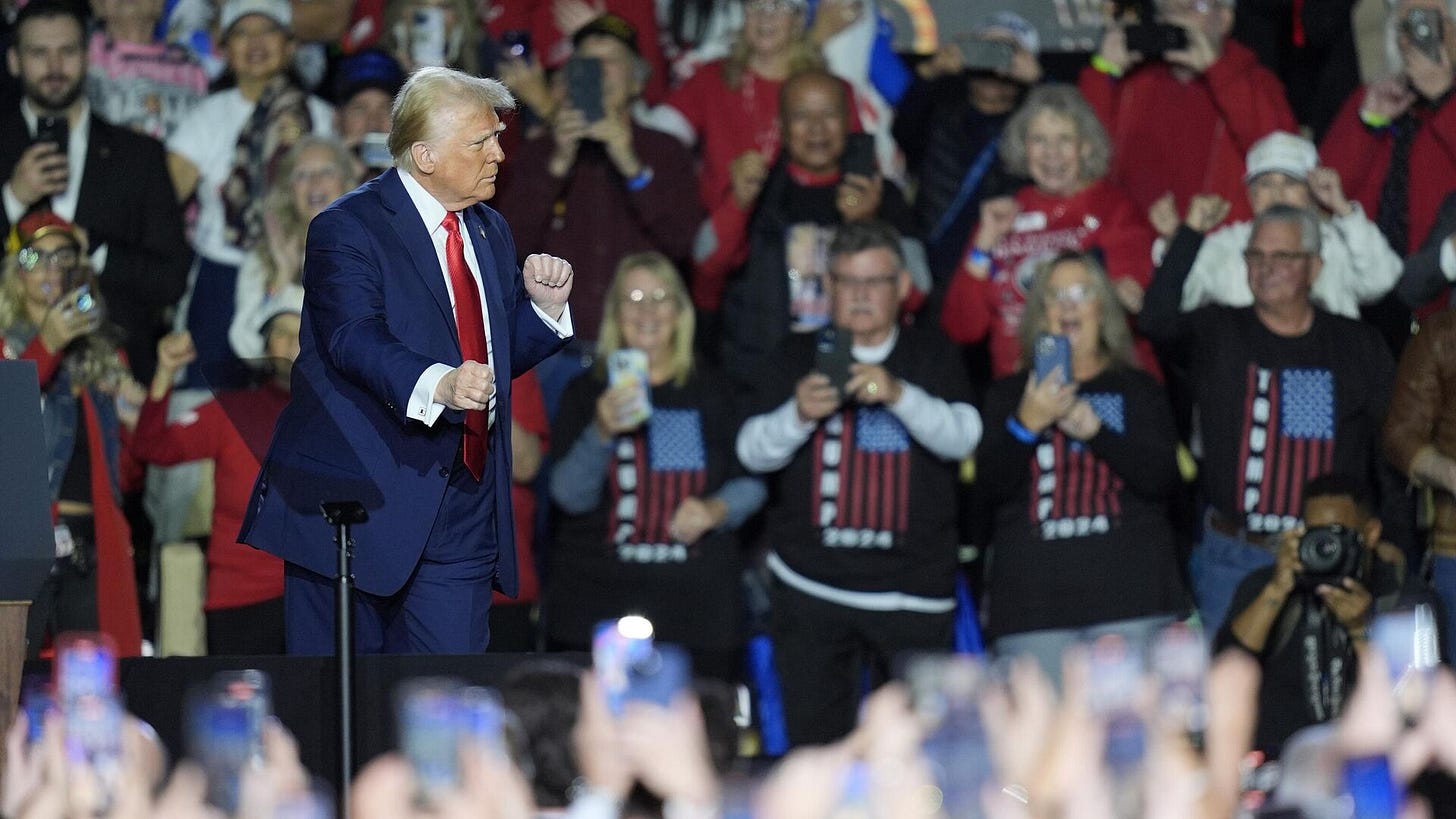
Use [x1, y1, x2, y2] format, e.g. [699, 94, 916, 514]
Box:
[439, 467, 449, 477]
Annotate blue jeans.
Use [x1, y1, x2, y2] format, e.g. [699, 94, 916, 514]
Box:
[1191, 515, 1278, 637]
[1432, 554, 1456, 663]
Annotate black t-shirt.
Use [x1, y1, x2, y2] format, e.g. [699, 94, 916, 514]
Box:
[978, 365, 1187, 637]
[1213, 555, 1416, 758]
[746, 324, 973, 599]
[1183, 307, 1391, 534]
[545, 363, 747, 650]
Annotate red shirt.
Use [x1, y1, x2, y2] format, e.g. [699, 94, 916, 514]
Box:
[131, 384, 289, 610]
[663, 61, 784, 211]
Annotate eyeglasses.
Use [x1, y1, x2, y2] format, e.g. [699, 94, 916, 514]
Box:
[830, 273, 898, 291]
[745, 0, 799, 14]
[621, 287, 675, 309]
[1242, 250, 1312, 269]
[17, 245, 79, 272]
[1049, 283, 1096, 306]
[290, 166, 344, 185]
[1158, 0, 1214, 14]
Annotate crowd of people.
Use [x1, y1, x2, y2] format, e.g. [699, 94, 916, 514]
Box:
[8, 0, 1456, 812]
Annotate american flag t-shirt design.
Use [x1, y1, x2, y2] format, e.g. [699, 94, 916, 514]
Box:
[812, 406, 911, 549]
[1028, 392, 1125, 541]
[1237, 366, 1335, 534]
[607, 409, 707, 563]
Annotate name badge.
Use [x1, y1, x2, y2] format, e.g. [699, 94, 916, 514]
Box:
[1012, 211, 1048, 232]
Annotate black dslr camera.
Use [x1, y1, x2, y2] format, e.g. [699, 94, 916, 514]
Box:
[1296, 524, 1362, 588]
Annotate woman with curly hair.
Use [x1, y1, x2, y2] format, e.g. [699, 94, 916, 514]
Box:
[941, 83, 1159, 379]
[1, 212, 145, 656]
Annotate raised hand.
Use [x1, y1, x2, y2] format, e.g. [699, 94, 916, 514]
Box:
[523, 253, 573, 319]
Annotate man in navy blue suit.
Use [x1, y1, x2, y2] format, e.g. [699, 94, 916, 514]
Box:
[239, 67, 573, 654]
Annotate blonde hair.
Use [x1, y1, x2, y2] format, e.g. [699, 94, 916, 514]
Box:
[381, 0, 480, 75]
[0, 255, 128, 389]
[721, 12, 823, 90]
[259, 135, 356, 293]
[595, 252, 695, 387]
[390, 67, 515, 174]
[1017, 251, 1136, 370]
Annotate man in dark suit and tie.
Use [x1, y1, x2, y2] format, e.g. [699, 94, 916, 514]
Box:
[1, 0, 189, 383]
[239, 67, 574, 654]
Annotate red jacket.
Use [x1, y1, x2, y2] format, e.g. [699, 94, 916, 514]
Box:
[131, 384, 288, 610]
[496, 370, 548, 606]
[1078, 40, 1296, 225]
[1321, 86, 1456, 256]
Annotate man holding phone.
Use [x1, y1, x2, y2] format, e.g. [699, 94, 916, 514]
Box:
[736, 221, 980, 746]
[1, 0, 188, 382]
[1079, 0, 1295, 225]
[495, 13, 701, 343]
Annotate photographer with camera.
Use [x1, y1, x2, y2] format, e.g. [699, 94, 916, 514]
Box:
[1217, 473, 1440, 759]
[1078, 0, 1296, 227]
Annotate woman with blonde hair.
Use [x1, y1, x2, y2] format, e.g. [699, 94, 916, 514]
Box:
[228, 135, 355, 362]
[648, 0, 824, 215]
[976, 251, 1185, 680]
[1, 212, 145, 657]
[545, 251, 764, 680]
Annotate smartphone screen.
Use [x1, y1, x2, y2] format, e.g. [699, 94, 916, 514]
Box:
[839, 132, 876, 178]
[186, 693, 255, 813]
[566, 57, 605, 123]
[35, 115, 68, 156]
[956, 38, 1014, 73]
[813, 326, 854, 394]
[593, 616, 656, 716]
[1033, 333, 1071, 384]
[607, 348, 652, 426]
[397, 679, 464, 803]
[624, 643, 691, 708]
[502, 28, 531, 61]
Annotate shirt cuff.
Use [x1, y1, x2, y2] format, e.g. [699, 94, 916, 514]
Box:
[1441, 235, 1456, 282]
[409, 363, 455, 426]
[3, 182, 26, 225]
[533, 301, 574, 338]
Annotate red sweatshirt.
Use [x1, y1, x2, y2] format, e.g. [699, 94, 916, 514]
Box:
[1078, 40, 1297, 225]
[940, 179, 1158, 378]
[131, 383, 288, 610]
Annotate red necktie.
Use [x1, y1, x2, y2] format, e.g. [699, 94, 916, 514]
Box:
[443, 211, 488, 481]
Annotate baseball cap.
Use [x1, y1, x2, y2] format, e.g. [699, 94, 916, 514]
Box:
[220, 0, 292, 37]
[1245, 131, 1318, 182]
[973, 11, 1040, 55]
[334, 49, 405, 105]
[572, 13, 639, 54]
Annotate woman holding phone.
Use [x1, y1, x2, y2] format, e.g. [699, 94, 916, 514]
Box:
[545, 252, 764, 681]
[976, 251, 1185, 679]
[0, 212, 145, 656]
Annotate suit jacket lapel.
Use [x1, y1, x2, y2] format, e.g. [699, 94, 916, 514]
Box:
[463, 206, 509, 367]
[379, 169, 456, 348]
